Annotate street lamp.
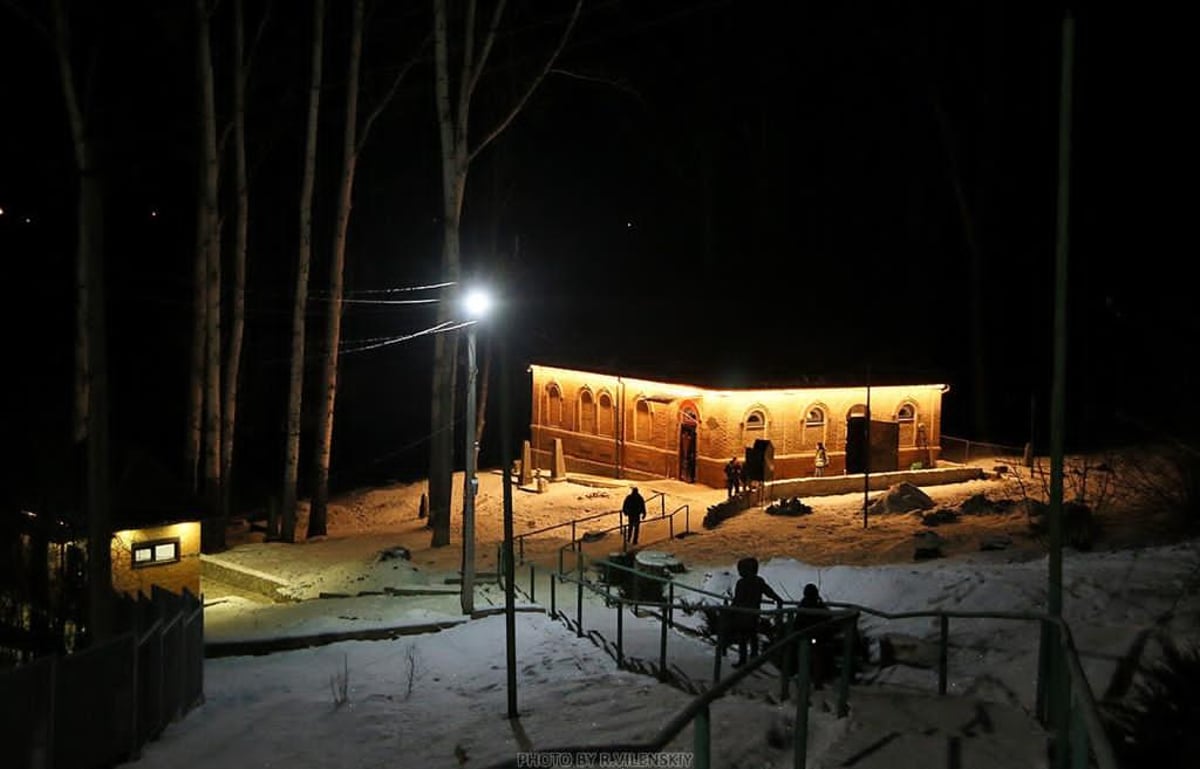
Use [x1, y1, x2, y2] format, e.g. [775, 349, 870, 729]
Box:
[460, 287, 491, 615]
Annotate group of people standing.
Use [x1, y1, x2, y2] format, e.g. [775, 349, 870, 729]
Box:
[618, 483, 837, 680]
[723, 557, 833, 681]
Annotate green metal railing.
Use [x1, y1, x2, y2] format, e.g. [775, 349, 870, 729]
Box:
[513, 491, 700, 565]
[491, 547, 1119, 769]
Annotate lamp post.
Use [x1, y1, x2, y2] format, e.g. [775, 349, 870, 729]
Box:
[461, 287, 491, 615]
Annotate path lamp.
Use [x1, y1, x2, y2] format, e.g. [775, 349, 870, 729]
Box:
[461, 287, 491, 615]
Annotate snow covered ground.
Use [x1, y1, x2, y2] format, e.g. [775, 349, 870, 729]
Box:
[124, 468, 1200, 769]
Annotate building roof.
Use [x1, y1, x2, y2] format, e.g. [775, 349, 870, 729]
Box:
[529, 354, 952, 392]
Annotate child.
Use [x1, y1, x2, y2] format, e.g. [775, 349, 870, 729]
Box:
[727, 557, 783, 667]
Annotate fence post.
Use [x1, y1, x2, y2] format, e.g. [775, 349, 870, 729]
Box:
[1053, 638, 1070, 769]
[46, 656, 58, 769]
[794, 640, 812, 769]
[1036, 620, 1050, 722]
[838, 620, 854, 717]
[550, 571, 557, 617]
[780, 612, 796, 701]
[128, 631, 140, 760]
[658, 604, 668, 681]
[694, 705, 711, 769]
[1070, 698, 1088, 769]
[576, 549, 584, 637]
[667, 583, 675, 630]
[938, 614, 949, 695]
[529, 564, 536, 603]
[616, 601, 624, 667]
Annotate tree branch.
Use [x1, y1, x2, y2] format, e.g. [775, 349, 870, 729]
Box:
[549, 66, 645, 104]
[469, 0, 581, 164]
[357, 30, 431, 154]
[0, 0, 51, 44]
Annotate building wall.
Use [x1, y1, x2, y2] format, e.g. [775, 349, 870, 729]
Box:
[110, 521, 202, 599]
[529, 364, 946, 488]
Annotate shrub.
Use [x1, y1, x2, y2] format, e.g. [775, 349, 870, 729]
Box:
[1102, 641, 1200, 768]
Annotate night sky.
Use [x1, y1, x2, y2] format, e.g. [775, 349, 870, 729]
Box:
[1, 1, 1192, 510]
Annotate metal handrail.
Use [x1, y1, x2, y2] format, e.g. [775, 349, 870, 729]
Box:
[511, 490, 672, 563]
[485, 599, 857, 769]
[496, 554, 1119, 769]
[547, 503, 693, 574]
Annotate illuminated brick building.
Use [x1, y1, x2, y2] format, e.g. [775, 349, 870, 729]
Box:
[528, 364, 949, 489]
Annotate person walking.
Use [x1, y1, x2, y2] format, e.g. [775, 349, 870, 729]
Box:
[622, 486, 647, 546]
[724, 457, 740, 497]
[813, 442, 829, 477]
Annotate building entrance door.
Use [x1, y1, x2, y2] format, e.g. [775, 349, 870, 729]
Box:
[678, 423, 697, 482]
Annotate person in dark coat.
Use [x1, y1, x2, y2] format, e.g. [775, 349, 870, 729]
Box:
[622, 486, 647, 546]
[724, 457, 740, 497]
[727, 557, 783, 667]
[798, 582, 833, 686]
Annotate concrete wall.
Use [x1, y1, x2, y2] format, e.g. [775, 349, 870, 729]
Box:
[763, 465, 985, 501]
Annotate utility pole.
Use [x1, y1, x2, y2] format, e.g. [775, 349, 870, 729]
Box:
[1049, 10, 1075, 620]
[500, 320, 518, 718]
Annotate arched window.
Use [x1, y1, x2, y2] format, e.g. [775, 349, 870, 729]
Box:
[547, 384, 563, 428]
[896, 402, 917, 446]
[742, 408, 766, 446]
[597, 392, 615, 437]
[802, 405, 827, 447]
[579, 390, 596, 434]
[634, 399, 652, 442]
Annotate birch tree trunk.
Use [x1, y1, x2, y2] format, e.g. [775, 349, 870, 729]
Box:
[198, 0, 224, 551]
[186, 1, 209, 496]
[221, 0, 251, 524]
[52, 0, 112, 641]
[309, 0, 363, 538]
[427, 0, 462, 550]
[428, 0, 581, 611]
[282, 0, 324, 543]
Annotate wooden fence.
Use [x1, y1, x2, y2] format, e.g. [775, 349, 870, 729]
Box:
[0, 586, 204, 769]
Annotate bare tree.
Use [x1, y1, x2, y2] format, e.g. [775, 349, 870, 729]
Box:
[308, 1, 426, 537]
[221, 0, 248, 523]
[427, 1, 583, 550]
[221, 0, 270, 525]
[428, 0, 582, 614]
[196, 0, 224, 550]
[51, 0, 112, 640]
[281, 0, 325, 543]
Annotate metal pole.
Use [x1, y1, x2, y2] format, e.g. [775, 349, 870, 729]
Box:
[500, 321, 517, 718]
[1049, 9, 1075, 621]
[576, 549, 583, 637]
[461, 323, 478, 615]
[794, 641, 811, 769]
[938, 614, 949, 695]
[694, 705, 711, 769]
[863, 372, 871, 529]
[616, 601, 624, 666]
[659, 603, 668, 680]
